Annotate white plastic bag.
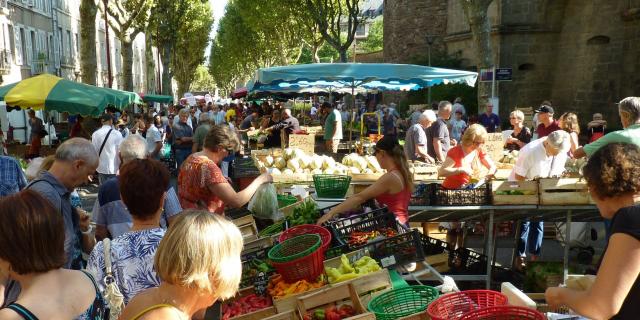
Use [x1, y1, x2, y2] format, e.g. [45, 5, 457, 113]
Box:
[248, 184, 282, 220]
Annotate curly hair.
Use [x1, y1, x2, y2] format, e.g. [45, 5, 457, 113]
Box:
[559, 112, 580, 134]
[583, 143, 640, 199]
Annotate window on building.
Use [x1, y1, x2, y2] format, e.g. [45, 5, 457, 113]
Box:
[74, 33, 78, 56]
[30, 30, 36, 61]
[57, 26, 63, 58]
[66, 30, 71, 59]
[7, 24, 14, 58]
[20, 28, 26, 64]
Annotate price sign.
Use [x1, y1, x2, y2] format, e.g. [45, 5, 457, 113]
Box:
[288, 134, 314, 155]
[254, 271, 270, 296]
[483, 132, 504, 163]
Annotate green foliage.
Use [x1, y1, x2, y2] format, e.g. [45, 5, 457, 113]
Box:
[297, 43, 341, 64]
[359, 18, 383, 53]
[190, 65, 216, 93]
[172, 0, 213, 97]
[400, 50, 479, 115]
[305, 0, 365, 62]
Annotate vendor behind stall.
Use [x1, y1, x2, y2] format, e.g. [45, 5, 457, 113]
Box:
[546, 143, 640, 320]
[509, 130, 570, 270]
[316, 135, 413, 226]
[438, 124, 497, 190]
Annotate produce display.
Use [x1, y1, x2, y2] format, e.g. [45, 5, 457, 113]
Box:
[254, 148, 385, 176]
[267, 274, 325, 299]
[303, 305, 357, 320]
[498, 150, 519, 164]
[565, 158, 587, 175]
[285, 197, 320, 226]
[494, 189, 536, 196]
[325, 254, 382, 284]
[347, 228, 397, 247]
[240, 259, 273, 288]
[221, 293, 273, 320]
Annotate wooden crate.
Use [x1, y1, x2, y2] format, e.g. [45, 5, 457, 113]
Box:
[349, 172, 384, 182]
[233, 215, 258, 240]
[297, 283, 376, 320]
[539, 178, 593, 205]
[273, 285, 326, 313]
[242, 235, 276, 253]
[263, 310, 299, 320]
[494, 168, 513, 180]
[272, 173, 313, 183]
[492, 180, 539, 205]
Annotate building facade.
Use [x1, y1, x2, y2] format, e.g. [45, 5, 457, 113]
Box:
[384, 0, 640, 124]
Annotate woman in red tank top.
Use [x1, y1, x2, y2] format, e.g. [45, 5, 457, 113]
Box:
[316, 135, 414, 226]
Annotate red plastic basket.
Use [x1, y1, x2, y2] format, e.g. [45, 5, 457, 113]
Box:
[427, 290, 509, 320]
[279, 224, 332, 252]
[458, 306, 546, 320]
[270, 236, 325, 283]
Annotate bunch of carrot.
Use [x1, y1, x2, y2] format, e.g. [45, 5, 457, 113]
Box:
[267, 274, 325, 299]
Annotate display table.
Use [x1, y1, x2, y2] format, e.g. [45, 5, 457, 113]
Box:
[408, 205, 601, 287]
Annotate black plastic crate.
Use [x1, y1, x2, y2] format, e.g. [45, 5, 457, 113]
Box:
[447, 248, 488, 275]
[240, 245, 275, 288]
[324, 244, 350, 260]
[224, 206, 252, 220]
[356, 229, 425, 269]
[420, 234, 448, 255]
[410, 183, 437, 206]
[232, 158, 261, 178]
[326, 206, 390, 231]
[433, 182, 493, 206]
[331, 211, 403, 248]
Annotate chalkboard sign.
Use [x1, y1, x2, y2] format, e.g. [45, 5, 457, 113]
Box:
[288, 133, 315, 155]
[483, 132, 504, 163]
[254, 271, 269, 296]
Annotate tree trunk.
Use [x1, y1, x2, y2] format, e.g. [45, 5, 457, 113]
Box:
[160, 43, 172, 96]
[177, 80, 189, 100]
[121, 39, 134, 91]
[311, 43, 320, 63]
[144, 31, 155, 93]
[339, 49, 348, 63]
[461, 0, 494, 110]
[79, 0, 97, 85]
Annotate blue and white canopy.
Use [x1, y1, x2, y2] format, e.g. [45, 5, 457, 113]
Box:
[248, 63, 478, 94]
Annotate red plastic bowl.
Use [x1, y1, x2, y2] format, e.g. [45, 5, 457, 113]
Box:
[279, 224, 332, 252]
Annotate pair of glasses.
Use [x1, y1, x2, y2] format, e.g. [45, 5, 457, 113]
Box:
[473, 140, 485, 145]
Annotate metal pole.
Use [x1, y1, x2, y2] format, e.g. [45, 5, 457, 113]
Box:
[353, 38, 356, 63]
[427, 45, 432, 104]
[563, 210, 572, 283]
[491, 66, 496, 99]
[104, 0, 112, 88]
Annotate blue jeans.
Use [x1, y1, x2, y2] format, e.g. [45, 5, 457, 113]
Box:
[174, 148, 192, 170]
[98, 173, 116, 185]
[518, 220, 543, 257]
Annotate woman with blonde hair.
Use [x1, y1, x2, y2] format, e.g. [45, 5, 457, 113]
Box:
[505, 110, 532, 151]
[559, 112, 581, 155]
[317, 135, 414, 226]
[439, 124, 497, 189]
[119, 210, 244, 320]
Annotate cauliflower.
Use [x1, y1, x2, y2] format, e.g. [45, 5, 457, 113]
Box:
[349, 167, 361, 174]
[287, 159, 300, 171]
[283, 168, 294, 175]
[311, 156, 323, 169]
[322, 156, 336, 170]
[274, 157, 286, 170]
[284, 148, 294, 160]
[298, 156, 311, 169]
[269, 168, 282, 175]
[311, 168, 323, 175]
[293, 148, 306, 159]
[265, 155, 274, 167]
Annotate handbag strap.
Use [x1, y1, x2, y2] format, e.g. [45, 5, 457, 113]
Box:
[103, 238, 113, 276]
[98, 129, 113, 157]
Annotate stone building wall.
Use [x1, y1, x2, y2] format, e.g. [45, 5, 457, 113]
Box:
[384, 0, 640, 125]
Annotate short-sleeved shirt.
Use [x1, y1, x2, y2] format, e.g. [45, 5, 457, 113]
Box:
[272, 117, 301, 135]
[449, 118, 467, 142]
[178, 155, 228, 214]
[92, 125, 123, 175]
[92, 177, 182, 238]
[27, 171, 83, 270]
[442, 145, 487, 189]
[145, 125, 162, 158]
[603, 205, 640, 319]
[409, 111, 422, 126]
[583, 124, 640, 157]
[172, 121, 193, 150]
[508, 138, 567, 181]
[240, 114, 255, 130]
[0, 155, 27, 196]
[479, 113, 501, 133]
[505, 127, 533, 151]
[324, 109, 343, 141]
[404, 124, 428, 161]
[427, 118, 451, 159]
[193, 123, 212, 152]
[536, 120, 561, 138]
[87, 228, 165, 305]
[225, 109, 236, 122]
[28, 117, 44, 141]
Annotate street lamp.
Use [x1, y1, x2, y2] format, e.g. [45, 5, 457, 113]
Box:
[425, 35, 436, 104]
